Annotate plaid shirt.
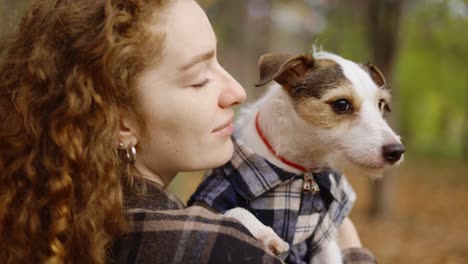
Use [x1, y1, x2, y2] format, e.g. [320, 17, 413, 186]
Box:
[108, 181, 283, 264]
[188, 136, 356, 264]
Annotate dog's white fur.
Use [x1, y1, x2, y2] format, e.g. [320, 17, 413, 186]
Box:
[226, 51, 403, 263]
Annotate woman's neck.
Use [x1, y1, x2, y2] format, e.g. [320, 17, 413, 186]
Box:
[134, 161, 175, 187]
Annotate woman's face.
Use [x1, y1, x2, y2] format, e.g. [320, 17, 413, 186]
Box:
[130, 0, 246, 184]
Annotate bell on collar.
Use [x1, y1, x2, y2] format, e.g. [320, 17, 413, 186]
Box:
[303, 172, 320, 194]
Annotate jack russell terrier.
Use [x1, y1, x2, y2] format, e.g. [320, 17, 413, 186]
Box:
[189, 50, 404, 264]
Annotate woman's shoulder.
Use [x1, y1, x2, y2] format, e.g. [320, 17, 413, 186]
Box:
[123, 180, 185, 211]
[110, 181, 282, 263]
[123, 205, 258, 236]
[109, 206, 283, 264]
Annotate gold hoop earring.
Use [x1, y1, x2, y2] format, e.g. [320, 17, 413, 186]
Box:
[118, 143, 137, 164]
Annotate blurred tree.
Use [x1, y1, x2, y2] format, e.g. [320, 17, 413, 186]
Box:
[202, 0, 272, 101]
[241, 0, 272, 100]
[204, 0, 248, 84]
[366, 0, 404, 219]
[465, 80, 467, 161]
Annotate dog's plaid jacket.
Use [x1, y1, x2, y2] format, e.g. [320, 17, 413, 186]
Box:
[108, 181, 283, 264]
[189, 136, 356, 264]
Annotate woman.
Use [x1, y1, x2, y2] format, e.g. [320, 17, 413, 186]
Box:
[0, 0, 282, 263]
[0, 0, 374, 263]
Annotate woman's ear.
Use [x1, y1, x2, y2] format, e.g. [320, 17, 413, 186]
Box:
[117, 112, 139, 148]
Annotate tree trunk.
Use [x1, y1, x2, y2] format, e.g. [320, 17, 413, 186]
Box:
[464, 84, 468, 162]
[464, 73, 468, 162]
[367, 0, 404, 219]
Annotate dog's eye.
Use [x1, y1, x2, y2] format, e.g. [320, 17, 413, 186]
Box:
[378, 100, 384, 110]
[379, 99, 391, 113]
[331, 99, 352, 114]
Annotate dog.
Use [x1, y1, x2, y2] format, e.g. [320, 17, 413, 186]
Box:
[189, 50, 404, 263]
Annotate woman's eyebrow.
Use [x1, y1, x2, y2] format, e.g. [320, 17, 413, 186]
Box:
[179, 50, 215, 71]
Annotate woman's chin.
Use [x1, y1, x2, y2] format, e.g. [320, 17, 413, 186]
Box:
[213, 140, 235, 166]
[194, 139, 234, 171]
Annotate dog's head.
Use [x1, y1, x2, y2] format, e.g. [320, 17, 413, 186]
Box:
[255, 52, 404, 176]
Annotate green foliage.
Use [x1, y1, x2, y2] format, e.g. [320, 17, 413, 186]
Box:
[315, 3, 370, 62]
[396, 1, 467, 159]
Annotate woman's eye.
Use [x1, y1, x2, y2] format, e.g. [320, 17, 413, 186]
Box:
[192, 78, 210, 88]
[331, 99, 352, 114]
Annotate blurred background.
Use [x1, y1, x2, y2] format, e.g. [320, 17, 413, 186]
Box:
[1, 0, 467, 263]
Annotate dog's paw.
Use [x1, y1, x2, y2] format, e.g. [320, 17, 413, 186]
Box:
[224, 207, 290, 258]
[256, 225, 290, 258]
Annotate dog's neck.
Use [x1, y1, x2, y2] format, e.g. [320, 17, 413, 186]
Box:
[236, 84, 333, 173]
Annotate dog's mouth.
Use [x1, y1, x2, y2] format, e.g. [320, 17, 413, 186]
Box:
[345, 155, 386, 170]
[356, 162, 385, 170]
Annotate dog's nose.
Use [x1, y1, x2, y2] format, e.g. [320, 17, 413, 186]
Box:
[382, 144, 405, 164]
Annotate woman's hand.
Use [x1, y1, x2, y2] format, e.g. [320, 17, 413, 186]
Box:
[338, 217, 363, 249]
[338, 217, 377, 264]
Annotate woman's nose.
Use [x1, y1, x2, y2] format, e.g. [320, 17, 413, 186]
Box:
[218, 66, 246, 108]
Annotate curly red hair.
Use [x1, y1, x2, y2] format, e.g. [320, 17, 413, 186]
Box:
[0, 0, 169, 263]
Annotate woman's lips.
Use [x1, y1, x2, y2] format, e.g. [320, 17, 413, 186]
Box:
[212, 118, 234, 136]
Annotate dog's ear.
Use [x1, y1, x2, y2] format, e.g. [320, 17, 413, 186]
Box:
[255, 53, 314, 88]
[361, 63, 386, 88]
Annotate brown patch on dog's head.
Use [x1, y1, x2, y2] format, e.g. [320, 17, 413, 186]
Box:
[295, 100, 346, 129]
[255, 53, 352, 100]
[291, 59, 352, 100]
[295, 85, 361, 129]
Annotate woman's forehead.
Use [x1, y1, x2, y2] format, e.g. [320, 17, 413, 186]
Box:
[159, 0, 217, 71]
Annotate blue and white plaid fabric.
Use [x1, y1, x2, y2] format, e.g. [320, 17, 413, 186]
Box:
[189, 135, 356, 264]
